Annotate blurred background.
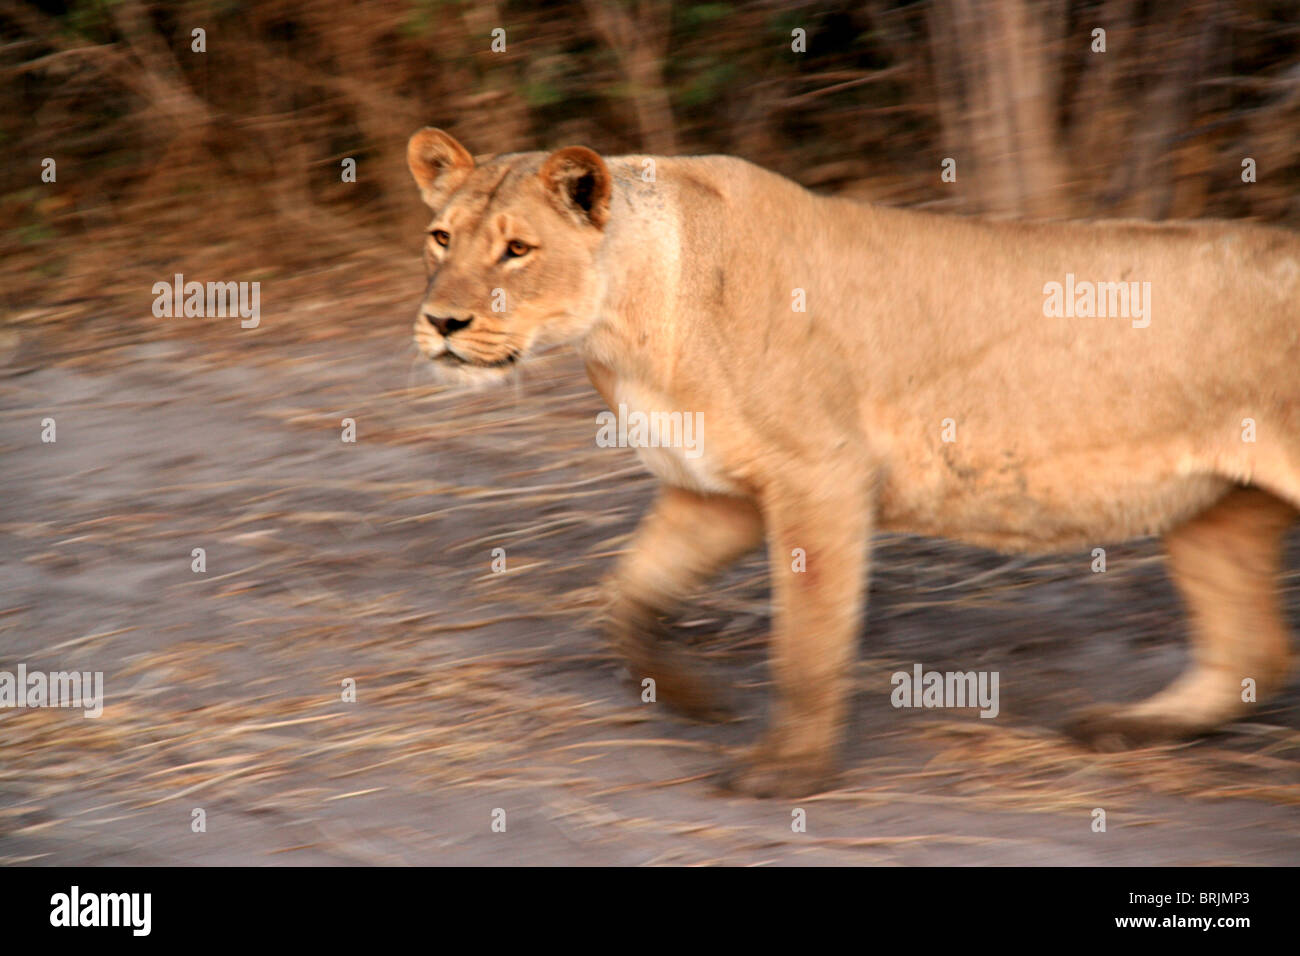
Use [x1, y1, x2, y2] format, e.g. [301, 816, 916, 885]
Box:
[5, 0, 1300, 309]
[1, 1, 1298, 865]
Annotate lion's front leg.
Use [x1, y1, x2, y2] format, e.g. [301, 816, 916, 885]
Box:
[604, 485, 763, 720]
[727, 477, 873, 798]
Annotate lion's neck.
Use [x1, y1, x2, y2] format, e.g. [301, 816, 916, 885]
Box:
[576, 167, 696, 389]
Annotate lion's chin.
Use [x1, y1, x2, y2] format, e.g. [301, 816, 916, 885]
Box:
[425, 351, 517, 389]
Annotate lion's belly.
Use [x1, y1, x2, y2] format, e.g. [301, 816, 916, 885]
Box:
[875, 449, 1231, 553]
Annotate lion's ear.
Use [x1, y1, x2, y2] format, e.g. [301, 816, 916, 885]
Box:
[407, 127, 475, 209]
[539, 146, 611, 228]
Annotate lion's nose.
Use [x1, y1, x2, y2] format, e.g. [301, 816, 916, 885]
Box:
[425, 313, 472, 337]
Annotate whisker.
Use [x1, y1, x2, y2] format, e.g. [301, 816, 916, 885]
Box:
[405, 352, 425, 391]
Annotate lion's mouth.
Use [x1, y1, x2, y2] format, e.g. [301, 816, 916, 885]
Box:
[435, 348, 519, 370]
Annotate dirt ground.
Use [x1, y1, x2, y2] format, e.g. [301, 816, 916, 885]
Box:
[2, 263, 1299, 865]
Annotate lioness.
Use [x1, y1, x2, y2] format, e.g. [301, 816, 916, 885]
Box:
[406, 127, 1300, 797]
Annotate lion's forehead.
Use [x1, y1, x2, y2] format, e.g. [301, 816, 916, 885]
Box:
[444, 156, 546, 222]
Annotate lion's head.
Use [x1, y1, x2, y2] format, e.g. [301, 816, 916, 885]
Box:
[406, 128, 611, 385]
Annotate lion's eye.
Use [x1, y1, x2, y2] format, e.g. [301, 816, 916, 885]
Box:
[504, 239, 532, 259]
[430, 229, 450, 247]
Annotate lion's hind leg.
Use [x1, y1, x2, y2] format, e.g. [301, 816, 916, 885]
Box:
[1068, 486, 1297, 750]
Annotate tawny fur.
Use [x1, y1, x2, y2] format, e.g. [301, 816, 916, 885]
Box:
[407, 128, 1300, 797]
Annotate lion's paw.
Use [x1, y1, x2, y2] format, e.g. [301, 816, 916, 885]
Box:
[721, 740, 835, 799]
[1064, 704, 1203, 752]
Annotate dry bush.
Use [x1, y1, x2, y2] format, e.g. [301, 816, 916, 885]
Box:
[2, 0, 1297, 325]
